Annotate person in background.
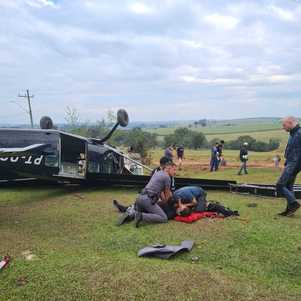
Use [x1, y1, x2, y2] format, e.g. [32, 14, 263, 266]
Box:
[164, 145, 173, 161]
[176, 145, 185, 170]
[276, 116, 301, 217]
[217, 140, 225, 168]
[238, 142, 249, 175]
[210, 142, 219, 172]
[273, 154, 281, 168]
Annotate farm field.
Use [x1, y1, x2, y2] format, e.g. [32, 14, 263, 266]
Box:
[145, 121, 282, 136]
[145, 120, 289, 149]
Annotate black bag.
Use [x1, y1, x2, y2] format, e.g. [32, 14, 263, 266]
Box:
[207, 201, 239, 217]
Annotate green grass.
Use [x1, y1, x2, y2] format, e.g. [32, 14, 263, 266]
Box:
[1, 125, 300, 300]
[1, 184, 301, 300]
[146, 122, 282, 136]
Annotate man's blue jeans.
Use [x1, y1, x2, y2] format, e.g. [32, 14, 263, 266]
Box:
[276, 164, 298, 205]
[210, 158, 218, 171]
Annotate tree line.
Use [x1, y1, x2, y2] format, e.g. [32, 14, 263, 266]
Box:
[63, 108, 280, 158]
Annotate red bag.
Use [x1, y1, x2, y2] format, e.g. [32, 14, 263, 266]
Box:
[174, 211, 223, 223]
[0, 256, 10, 271]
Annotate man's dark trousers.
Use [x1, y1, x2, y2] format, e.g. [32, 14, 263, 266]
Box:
[276, 164, 298, 206]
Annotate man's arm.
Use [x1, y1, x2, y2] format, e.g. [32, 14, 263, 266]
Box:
[295, 131, 301, 170]
[183, 198, 198, 208]
[160, 188, 172, 202]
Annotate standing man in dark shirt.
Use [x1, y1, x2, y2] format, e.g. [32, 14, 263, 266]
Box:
[210, 143, 219, 172]
[238, 142, 249, 175]
[276, 117, 301, 216]
[216, 140, 225, 169]
[176, 145, 185, 170]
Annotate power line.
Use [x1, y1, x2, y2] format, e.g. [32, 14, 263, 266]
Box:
[18, 89, 34, 128]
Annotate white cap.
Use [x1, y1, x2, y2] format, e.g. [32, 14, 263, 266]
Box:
[243, 142, 248, 146]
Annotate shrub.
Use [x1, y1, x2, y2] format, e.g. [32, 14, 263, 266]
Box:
[164, 127, 207, 149]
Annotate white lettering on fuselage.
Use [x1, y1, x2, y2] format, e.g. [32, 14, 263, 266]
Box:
[0, 155, 44, 166]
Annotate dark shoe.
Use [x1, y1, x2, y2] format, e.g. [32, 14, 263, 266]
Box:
[113, 200, 128, 213]
[277, 206, 289, 216]
[117, 212, 133, 226]
[134, 211, 143, 228]
[286, 202, 300, 217]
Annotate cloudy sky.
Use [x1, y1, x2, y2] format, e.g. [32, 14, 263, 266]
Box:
[1, 0, 301, 124]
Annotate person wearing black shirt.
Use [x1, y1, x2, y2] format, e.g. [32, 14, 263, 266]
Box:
[238, 142, 249, 175]
[176, 145, 185, 170]
[276, 117, 301, 216]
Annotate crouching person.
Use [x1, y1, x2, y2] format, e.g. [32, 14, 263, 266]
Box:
[173, 186, 207, 213]
[134, 162, 176, 227]
[173, 186, 239, 217]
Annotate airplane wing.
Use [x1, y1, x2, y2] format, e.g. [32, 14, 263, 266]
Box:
[0, 144, 48, 157]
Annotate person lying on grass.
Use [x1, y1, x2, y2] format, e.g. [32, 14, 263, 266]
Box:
[113, 186, 239, 226]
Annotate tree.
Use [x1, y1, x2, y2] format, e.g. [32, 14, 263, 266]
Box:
[64, 106, 80, 128]
[191, 132, 207, 149]
[225, 136, 280, 152]
[106, 109, 116, 127]
[164, 127, 208, 149]
[124, 128, 158, 158]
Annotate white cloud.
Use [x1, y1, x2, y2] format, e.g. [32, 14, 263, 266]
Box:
[269, 5, 295, 22]
[1, 0, 301, 122]
[129, 2, 154, 15]
[26, 0, 58, 8]
[203, 13, 239, 30]
[180, 75, 244, 85]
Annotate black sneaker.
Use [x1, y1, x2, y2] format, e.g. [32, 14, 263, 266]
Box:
[286, 202, 301, 217]
[277, 206, 289, 216]
[113, 200, 128, 213]
[117, 212, 133, 226]
[134, 211, 143, 228]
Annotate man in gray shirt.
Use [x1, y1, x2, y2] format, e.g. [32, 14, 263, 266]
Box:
[164, 146, 174, 161]
[135, 162, 176, 227]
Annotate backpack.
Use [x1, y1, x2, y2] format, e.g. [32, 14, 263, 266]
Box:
[207, 201, 239, 217]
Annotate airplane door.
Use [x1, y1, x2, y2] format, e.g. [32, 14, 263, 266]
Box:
[58, 134, 87, 179]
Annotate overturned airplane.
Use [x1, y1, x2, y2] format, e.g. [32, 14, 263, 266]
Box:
[1, 110, 299, 198]
[0, 110, 233, 190]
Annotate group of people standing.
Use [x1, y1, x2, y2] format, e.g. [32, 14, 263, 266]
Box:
[210, 140, 225, 172]
[210, 140, 249, 175]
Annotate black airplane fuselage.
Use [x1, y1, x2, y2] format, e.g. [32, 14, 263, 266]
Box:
[0, 129, 125, 182]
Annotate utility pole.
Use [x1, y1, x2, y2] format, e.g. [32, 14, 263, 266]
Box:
[18, 89, 34, 128]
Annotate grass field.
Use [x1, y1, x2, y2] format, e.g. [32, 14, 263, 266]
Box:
[1, 121, 301, 300]
[145, 121, 288, 149]
[1, 184, 301, 301]
[145, 121, 282, 136]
